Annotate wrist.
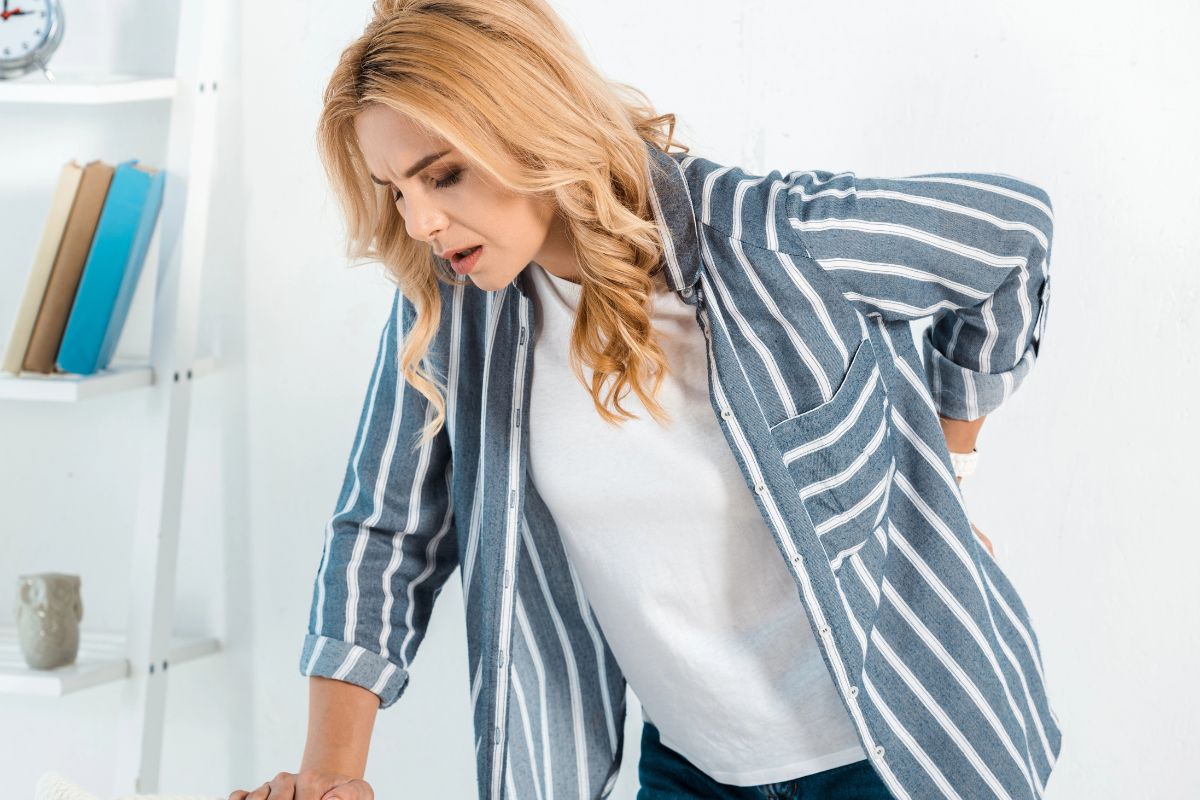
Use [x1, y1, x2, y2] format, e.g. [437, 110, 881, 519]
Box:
[300, 748, 366, 778]
[938, 413, 984, 453]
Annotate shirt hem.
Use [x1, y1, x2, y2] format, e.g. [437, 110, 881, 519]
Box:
[657, 733, 868, 787]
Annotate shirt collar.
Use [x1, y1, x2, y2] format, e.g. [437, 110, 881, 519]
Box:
[514, 140, 700, 299]
[644, 139, 702, 296]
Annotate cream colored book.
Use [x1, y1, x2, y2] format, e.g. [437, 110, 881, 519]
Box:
[1, 160, 86, 375]
[21, 159, 115, 375]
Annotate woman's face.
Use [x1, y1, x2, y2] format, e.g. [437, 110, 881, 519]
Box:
[354, 103, 578, 290]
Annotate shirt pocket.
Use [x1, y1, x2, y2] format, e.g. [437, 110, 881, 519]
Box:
[767, 336, 896, 579]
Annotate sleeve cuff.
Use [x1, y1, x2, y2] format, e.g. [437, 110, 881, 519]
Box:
[921, 327, 1037, 421]
[298, 633, 411, 710]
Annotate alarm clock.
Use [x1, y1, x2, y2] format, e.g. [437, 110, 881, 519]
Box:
[0, 0, 64, 81]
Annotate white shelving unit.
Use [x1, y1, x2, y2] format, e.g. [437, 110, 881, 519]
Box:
[0, 0, 229, 793]
[0, 73, 179, 104]
[0, 357, 218, 402]
[0, 627, 219, 697]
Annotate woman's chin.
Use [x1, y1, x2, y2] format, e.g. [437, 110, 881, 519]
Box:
[468, 273, 503, 292]
[470, 267, 522, 293]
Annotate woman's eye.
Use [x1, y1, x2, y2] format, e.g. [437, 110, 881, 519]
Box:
[391, 169, 464, 204]
[433, 169, 463, 190]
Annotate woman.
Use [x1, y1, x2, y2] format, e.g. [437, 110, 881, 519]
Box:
[229, 0, 1060, 798]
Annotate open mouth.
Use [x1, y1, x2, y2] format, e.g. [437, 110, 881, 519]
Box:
[452, 245, 482, 263]
[451, 245, 483, 275]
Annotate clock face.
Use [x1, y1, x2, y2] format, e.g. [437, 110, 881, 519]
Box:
[0, 0, 51, 60]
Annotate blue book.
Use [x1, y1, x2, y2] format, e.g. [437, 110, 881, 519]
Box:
[56, 159, 166, 375]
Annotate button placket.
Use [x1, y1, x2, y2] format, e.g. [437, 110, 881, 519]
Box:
[693, 281, 883, 777]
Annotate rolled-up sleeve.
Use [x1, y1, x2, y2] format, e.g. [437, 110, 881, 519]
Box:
[784, 170, 1054, 421]
[298, 288, 458, 709]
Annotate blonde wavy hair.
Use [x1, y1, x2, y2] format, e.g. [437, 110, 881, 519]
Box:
[317, 0, 689, 450]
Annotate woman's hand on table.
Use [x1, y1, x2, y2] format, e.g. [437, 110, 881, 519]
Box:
[227, 769, 374, 800]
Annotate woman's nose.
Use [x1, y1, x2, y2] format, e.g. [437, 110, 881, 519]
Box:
[405, 199, 448, 243]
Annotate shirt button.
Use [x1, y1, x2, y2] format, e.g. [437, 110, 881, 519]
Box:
[754, 483, 766, 494]
[721, 408, 733, 419]
[681, 286, 692, 296]
[792, 554, 803, 564]
[874, 745, 886, 758]
[848, 685, 859, 698]
[819, 625, 830, 635]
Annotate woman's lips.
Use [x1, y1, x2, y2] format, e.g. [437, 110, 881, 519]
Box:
[452, 245, 482, 275]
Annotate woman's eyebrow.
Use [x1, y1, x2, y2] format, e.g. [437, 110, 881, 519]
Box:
[370, 148, 453, 186]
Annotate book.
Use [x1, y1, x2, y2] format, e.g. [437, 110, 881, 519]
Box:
[1, 160, 86, 375]
[56, 159, 166, 376]
[20, 159, 116, 375]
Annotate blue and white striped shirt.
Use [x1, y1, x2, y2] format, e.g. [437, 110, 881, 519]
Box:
[300, 140, 1061, 799]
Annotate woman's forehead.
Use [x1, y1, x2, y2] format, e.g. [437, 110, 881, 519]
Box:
[357, 104, 448, 146]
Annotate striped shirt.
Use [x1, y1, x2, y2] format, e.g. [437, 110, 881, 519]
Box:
[300, 139, 1061, 800]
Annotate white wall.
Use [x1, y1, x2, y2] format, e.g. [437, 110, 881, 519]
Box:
[2, 1, 1197, 798]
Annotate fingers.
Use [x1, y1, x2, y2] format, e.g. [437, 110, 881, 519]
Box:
[229, 773, 295, 800]
[226, 786, 264, 800]
[970, 522, 994, 557]
[246, 781, 276, 800]
[229, 770, 375, 800]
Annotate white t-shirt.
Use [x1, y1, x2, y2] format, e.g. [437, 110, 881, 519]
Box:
[524, 262, 867, 786]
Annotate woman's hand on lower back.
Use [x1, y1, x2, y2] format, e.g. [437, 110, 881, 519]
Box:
[954, 475, 994, 557]
[971, 522, 994, 557]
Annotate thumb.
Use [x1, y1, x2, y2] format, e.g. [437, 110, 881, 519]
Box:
[322, 778, 368, 800]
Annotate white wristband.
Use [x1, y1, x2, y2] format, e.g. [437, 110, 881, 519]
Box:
[950, 448, 978, 480]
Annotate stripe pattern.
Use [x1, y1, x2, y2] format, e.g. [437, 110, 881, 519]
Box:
[300, 140, 1061, 799]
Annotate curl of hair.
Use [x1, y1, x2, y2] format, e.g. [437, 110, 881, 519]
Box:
[317, 0, 689, 450]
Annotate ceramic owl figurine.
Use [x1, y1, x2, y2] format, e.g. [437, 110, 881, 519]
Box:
[16, 572, 83, 669]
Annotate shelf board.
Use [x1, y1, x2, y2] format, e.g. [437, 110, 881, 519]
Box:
[0, 362, 153, 401]
[0, 356, 217, 402]
[0, 73, 178, 105]
[0, 627, 221, 697]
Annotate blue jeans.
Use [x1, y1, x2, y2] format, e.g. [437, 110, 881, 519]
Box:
[637, 721, 894, 800]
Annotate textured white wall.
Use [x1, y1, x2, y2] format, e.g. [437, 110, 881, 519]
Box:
[2, 1, 1197, 798]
